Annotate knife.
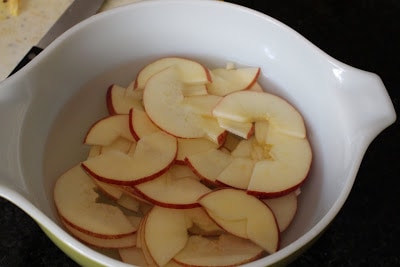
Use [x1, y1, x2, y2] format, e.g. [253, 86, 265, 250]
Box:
[8, 0, 105, 77]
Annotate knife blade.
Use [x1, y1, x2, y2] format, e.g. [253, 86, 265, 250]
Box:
[8, 0, 105, 77]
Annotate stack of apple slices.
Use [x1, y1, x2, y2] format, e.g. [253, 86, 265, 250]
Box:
[53, 56, 312, 267]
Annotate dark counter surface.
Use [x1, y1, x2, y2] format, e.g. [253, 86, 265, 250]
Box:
[1, 1, 399, 266]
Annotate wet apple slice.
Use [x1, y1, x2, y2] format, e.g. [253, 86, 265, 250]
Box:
[212, 90, 306, 139]
[263, 191, 298, 232]
[173, 234, 265, 267]
[247, 127, 312, 198]
[185, 148, 232, 186]
[106, 84, 144, 115]
[199, 188, 280, 254]
[61, 218, 137, 249]
[207, 67, 260, 96]
[134, 172, 211, 209]
[144, 206, 189, 267]
[54, 165, 136, 238]
[176, 138, 219, 164]
[135, 56, 211, 89]
[143, 66, 226, 145]
[82, 131, 177, 185]
[84, 114, 134, 146]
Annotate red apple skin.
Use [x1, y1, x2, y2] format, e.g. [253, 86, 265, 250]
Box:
[106, 84, 117, 115]
[60, 214, 137, 239]
[81, 157, 176, 186]
[129, 108, 141, 141]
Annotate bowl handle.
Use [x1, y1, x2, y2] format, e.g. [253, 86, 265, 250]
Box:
[335, 66, 396, 144]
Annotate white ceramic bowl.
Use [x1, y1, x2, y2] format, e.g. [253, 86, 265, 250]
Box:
[0, 1, 396, 266]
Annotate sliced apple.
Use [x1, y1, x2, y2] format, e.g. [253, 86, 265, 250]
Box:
[106, 84, 144, 115]
[216, 157, 255, 190]
[217, 117, 254, 139]
[92, 178, 124, 200]
[181, 84, 208, 96]
[185, 148, 232, 186]
[176, 138, 219, 164]
[184, 207, 224, 236]
[181, 94, 222, 117]
[143, 66, 226, 145]
[249, 82, 264, 92]
[100, 137, 133, 155]
[54, 165, 136, 238]
[144, 206, 189, 267]
[222, 133, 241, 152]
[129, 108, 160, 141]
[135, 56, 211, 89]
[119, 247, 148, 267]
[207, 67, 260, 96]
[173, 234, 265, 267]
[82, 131, 177, 185]
[87, 145, 101, 158]
[212, 90, 306, 139]
[134, 172, 211, 209]
[117, 193, 141, 212]
[263, 192, 298, 232]
[198, 188, 280, 254]
[61, 218, 137, 248]
[168, 164, 199, 180]
[247, 128, 312, 198]
[84, 114, 134, 146]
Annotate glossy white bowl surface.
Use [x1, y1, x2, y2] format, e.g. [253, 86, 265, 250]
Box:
[0, 1, 396, 266]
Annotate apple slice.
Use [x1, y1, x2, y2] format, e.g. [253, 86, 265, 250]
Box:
[263, 192, 298, 232]
[144, 206, 189, 267]
[100, 137, 133, 155]
[212, 90, 306, 139]
[91, 178, 124, 200]
[217, 117, 254, 139]
[143, 66, 226, 145]
[185, 148, 232, 186]
[82, 131, 177, 185]
[106, 84, 144, 115]
[61, 218, 137, 249]
[181, 84, 208, 96]
[54, 165, 136, 238]
[168, 164, 200, 180]
[135, 56, 211, 89]
[134, 172, 211, 209]
[129, 108, 160, 141]
[249, 82, 264, 92]
[247, 128, 312, 198]
[207, 67, 260, 96]
[173, 234, 265, 267]
[216, 157, 255, 189]
[184, 207, 224, 236]
[84, 114, 134, 146]
[176, 138, 219, 164]
[117, 193, 141, 212]
[119, 247, 148, 266]
[87, 145, 101, 158]
[222, 133, 241, 152]
[181, 94, 222, 117]
[198, 188, 280, 254]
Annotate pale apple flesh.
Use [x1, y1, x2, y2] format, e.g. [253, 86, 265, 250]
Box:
[198, 188, 280, 254]
[54, 165, 137, 238]
[173, 234, 265, 267]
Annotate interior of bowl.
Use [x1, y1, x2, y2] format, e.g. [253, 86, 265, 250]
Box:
[12, 0, 363, 265]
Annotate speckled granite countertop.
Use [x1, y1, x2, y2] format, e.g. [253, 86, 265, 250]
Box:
[0, 0, 140, 81]
[0, 0, 399, 266]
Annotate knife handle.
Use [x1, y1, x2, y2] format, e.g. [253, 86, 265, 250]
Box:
[8, 46, 43, 77]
